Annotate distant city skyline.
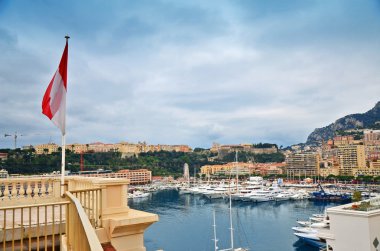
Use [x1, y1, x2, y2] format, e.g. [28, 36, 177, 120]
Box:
[0, 0, 379, 149]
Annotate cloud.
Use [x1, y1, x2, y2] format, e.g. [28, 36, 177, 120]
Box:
[0, 0, 379, 149]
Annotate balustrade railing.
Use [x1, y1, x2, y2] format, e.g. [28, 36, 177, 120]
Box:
[70, 188, 102, 228]
[0, 175, 152, 251]
[0, 178, 56, 200]
[0, 201, 67, 251]
[65, 192, 103, 251]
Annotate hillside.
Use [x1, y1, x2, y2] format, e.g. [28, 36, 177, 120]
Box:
[306, 101, 380, 145]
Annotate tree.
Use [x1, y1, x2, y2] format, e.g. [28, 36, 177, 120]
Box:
[352, 191, 362, 202]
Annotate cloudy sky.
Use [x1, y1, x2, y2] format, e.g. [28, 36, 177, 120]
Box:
[0, 0, 379, 149]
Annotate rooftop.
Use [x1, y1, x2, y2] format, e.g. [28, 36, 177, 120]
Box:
[327, 197, 380, 216]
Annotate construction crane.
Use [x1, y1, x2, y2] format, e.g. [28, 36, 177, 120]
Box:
[79, 151, 93, 172]
[4, 132, 24, 149]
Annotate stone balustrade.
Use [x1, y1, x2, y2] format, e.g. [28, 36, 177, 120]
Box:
[0, 177, 58, 201]
[67, 176, 101, 191]
[1, 175, 159, 251]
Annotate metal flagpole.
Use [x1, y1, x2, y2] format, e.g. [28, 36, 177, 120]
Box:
[61, 133, 66, 196]
[61, 35, 70, 197]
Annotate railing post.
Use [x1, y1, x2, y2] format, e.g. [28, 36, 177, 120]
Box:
[53, 178, 62, 198]
[92, 178, 158, 251]
[92, 178, 129, 216]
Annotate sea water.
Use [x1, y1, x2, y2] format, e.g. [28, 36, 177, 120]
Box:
[128, 190, 339, 251]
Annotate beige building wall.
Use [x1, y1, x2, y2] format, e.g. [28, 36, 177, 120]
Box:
[370, 160, 380, 169]
[34, 141, 191, 156]
[117, 169, 152, 184]
[201, 162, 256, 175]
[35, 143, 60, 154]
[285, 152, 320, 176]
[333, 136, 355, 146]
[364, 129, 380, 145]
[338, 145, 366, 176]
[319, 167, 340, 177]
[67, 143, 87, 153]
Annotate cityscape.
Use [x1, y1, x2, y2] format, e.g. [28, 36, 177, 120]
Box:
[1, 1, 380, 251]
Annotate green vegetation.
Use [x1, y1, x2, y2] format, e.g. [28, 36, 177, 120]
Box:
[352, 191, 362, 202]
[0, 148, 219, 177]
[0, 148, 286, 177]
[253, 143, 278, 149]
[335, 130, 364, 140]
[349, 201, 373, 211]
[221, 151, 285, 163]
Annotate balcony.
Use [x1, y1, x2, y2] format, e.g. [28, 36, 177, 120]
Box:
[0, 176, 159, 251]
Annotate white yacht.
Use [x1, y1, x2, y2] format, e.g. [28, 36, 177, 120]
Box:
[292, 226, 318, 234]
[274, 191, 294, 201]
[129, 190, 150, 199]
[290, 190, 310, 200]
[231, 188, 255, 201]
[203, 186, 228, 199]
[250, 190, 278, 202]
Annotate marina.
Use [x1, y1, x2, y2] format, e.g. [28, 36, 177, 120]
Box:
[128, 188, 343, 251]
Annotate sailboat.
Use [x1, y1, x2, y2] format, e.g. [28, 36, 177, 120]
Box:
[213, 151, 249, 251]
[212, 194, 249, 251]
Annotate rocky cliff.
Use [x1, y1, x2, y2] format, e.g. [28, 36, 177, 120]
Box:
[306, 101, 380, 145]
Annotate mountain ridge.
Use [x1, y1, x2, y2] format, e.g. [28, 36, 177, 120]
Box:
[306, 101, 380, 145]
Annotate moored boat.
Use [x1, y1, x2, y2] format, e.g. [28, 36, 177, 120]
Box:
[294, 232, 326, 249]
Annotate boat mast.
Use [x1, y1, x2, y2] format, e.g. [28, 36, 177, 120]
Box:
[213, 210, 219, 251]
[228, 150, 238, 250]
[229, 185, 234, 250]
[235, 150, 239, 193]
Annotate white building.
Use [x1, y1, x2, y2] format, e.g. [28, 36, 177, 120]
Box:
[0, 169, 8, 178]
[320, 197, 380, 251]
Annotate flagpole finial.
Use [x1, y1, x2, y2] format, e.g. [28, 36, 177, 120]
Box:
[65, 35, 70, 41]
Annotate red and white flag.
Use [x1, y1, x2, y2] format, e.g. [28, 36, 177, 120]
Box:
[42, 41, 68, 135]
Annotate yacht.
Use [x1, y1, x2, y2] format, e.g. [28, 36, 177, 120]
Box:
[204, 186, 228, 199]
[129, 190, 150, 199]
[290, 190, 310, 200]
[274, 191, 294, 201]
[250, 189, 279, 202]
[231, 188, 255, 201]
[292, 226, 318, 234]
[294, 232, 326, 249]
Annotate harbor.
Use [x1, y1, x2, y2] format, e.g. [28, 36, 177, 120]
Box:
[128, 188, 344, 251]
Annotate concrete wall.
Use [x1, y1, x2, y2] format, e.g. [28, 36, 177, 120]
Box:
[327, 204, 380, 251]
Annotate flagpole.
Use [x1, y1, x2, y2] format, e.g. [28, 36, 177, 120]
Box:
[61, 35, 70, 197]
[61, 133, 66, 196]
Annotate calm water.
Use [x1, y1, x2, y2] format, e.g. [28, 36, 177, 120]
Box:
[128, 190, 339, 251]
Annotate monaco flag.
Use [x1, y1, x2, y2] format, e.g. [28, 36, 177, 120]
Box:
[42, 40, 68, 135]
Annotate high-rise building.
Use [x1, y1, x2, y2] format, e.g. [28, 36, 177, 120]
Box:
[337, 145, 366, 176]
[285, 153, 320, 177]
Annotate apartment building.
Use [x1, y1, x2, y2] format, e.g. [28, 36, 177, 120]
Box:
[337, 145, 366, 176]
[333, 136, 355, 146]
[285, 152, 320, 177]
[201, 162, 257, 175]
[117, 169, 152, 184]
[34, 143, 60, 154]
[364, 129, 380, 145]
[210, 143, 277, 154]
